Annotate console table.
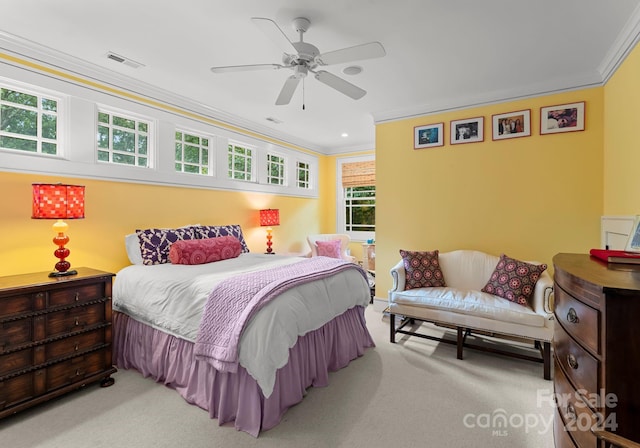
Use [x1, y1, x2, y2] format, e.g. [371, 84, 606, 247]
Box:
[552, 253, 640, 447]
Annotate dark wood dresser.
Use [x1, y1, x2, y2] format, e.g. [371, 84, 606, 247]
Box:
[0, 267, 116, 418]
[553, 253, 640, 447]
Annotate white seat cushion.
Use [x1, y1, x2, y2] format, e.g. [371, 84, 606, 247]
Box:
[390, 287, 546, 328]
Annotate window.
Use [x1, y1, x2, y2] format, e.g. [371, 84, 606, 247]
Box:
[228, 143, 253, 181]
[0, 86, 60, 155]
[97, 110, 150, 167]
[267, 153, 285, 185]
[338, 158, 375, 240]
[175, 130, 210, 175]
[297, 161, 310, 188]
[345, 186, 376, 232]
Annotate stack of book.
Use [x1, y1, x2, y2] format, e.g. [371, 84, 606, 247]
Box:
[589, 249, 640, 264]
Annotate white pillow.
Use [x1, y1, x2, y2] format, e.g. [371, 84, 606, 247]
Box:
[125, 224, 201, 265]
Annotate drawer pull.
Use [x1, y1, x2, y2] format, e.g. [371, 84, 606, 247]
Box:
[566, 403, 577, 420]
[75, 317, 80, 326]
[74, 292, 80, 302]
[567, 354, 579, 370]
[566, 308, 579, 324]
[74, 343, 79, 351]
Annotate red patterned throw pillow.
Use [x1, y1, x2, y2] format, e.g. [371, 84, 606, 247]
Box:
[169, 236, 242, 265]
[399, 249, 446, 289]
[481, 254, 547, 307]
[316, 239, 342, 259]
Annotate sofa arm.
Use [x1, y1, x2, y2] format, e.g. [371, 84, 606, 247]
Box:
[531, 271, 554, 316]
[389, 260, 406, 293]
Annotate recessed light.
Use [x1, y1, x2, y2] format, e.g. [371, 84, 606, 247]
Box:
[341, 132, 349, 138]
[342, 66, 363, 76]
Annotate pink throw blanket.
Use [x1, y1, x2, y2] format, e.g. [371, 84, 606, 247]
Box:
[194, 257, 366, 373]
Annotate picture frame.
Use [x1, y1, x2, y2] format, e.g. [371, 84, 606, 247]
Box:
[625, 215, 640, 253]
[450, 117, 484, 144]
[414, 123, 444, 149]
[492, 109, 531, 140]
[540, 101, 585, 134]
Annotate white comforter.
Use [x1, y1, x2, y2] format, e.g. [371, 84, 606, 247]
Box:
[112, 253, 371, 397]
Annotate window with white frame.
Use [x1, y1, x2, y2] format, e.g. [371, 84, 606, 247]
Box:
[228, 142, 253, 181]
[0, 85, 60, 155]
[337, 157, 375, 241]
[97, 109, 150, 167]
[267, 153, 285, 185]
[296, 161, 310, 189]
[175, 130, 211, 175]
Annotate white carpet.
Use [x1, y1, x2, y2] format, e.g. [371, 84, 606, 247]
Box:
[0, 304, 555, 447]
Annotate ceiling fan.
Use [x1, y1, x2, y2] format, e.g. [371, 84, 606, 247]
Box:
[210, 17, 386, 106]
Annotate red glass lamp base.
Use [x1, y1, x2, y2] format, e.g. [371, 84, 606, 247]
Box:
[50, 229, 77, 277]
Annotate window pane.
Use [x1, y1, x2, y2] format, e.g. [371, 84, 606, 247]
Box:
[1, 105, 38, 136]
[42, 142, 56, 154]
[113, 116, 135, 129]
[113, 153, 134, 164]
[1, 89, 37, 107]
[184, 164, 199, 173]
[0, 135, 37, 151]
[138, 157, 147, 167]
[184, 145, 199, 163]
[175, 162, 182, 171]
[97, 126, 109, 148]
[98, 150, 109, 161]
[98, 112, 109, 124]
[113, 129, 135, 152]
[41, 98, 57, 112]
[138, 122, 147, 133]
[185, 134, 199, 144]
[138, 135, 148, 154]
[42, 114, 57, 139]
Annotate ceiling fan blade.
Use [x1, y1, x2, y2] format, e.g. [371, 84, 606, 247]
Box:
[251, 17, 297, 54]
[275, 75, 301, 105]
[210, 63, 284, 73]
[316, 42, 386, 66]
[314, 70, 366, 100]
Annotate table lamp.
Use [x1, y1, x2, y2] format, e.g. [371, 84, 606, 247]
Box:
[32, 183, 85, 277]
[259, 209, 280, 254]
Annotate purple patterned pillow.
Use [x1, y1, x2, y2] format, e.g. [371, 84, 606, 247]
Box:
[481, 254, 547, 307]
[193, 224, 250, 253]
[136, 227, 195, 265]
[169, 236, 242, 265]
[399, 249, 446, 289]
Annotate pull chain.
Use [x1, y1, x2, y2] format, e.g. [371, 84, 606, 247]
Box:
[302, 78, 305, 110]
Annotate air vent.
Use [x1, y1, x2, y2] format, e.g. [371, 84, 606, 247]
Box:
[106, 52, 144, 69]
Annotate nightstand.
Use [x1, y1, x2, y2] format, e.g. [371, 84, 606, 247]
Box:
[0, 267, 116, 419]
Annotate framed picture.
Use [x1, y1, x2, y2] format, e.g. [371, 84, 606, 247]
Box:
[414, 123, 444, 149]
[450, 117, 484, 144]
[625, 215, 640, 253]
[492, 109, 531, 140]
[540, 101, 585, 134]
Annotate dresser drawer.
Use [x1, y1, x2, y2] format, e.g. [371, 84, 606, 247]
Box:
[0, 293, 36, 318]
[554, 362, 598, 448]
[0, 372, 36, 411]
[45, 351, 106, 390]
[0, 318, 33, 353]
[0, 348, 33, 377]
[554, 407, 578, 448]
[45, 328, 107, 361]
[555, 285, 599, 354]
[44, 303, 106, 339]
[48, 283, 106, 308]
[554, 323, 598, 396]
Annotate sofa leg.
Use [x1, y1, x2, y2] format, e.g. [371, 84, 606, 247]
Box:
[390, 313, 396, 343]
[543, 341, 551, 380]
[456, 327, 464, 360]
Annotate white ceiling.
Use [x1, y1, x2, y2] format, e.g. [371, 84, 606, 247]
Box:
[2, 0, 640, 154]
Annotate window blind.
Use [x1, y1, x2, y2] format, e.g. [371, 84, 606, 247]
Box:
[341, 160, 375, 187]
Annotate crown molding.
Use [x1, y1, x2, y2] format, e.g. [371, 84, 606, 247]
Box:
[0, 31, 330, 155]
[598, 4, 640, 82]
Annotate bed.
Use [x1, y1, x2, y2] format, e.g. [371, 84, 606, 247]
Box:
[111, 225, 374, 437]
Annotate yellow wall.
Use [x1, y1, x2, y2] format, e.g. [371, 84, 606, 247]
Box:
[1, 171, 325, 276]
[375, 88, 604, 295]
[603, 43, 640, 214]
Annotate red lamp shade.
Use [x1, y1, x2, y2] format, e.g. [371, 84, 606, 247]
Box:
[259, 209, 280, 227]
[32, 184, 85, 219]
[32, 183, 85, 277]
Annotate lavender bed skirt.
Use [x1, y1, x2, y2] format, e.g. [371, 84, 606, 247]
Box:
[112, 306, 375, 437]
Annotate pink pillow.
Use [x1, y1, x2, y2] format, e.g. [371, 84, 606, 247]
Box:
[169, 236, 241, 265]
[316, 239, 342, 259]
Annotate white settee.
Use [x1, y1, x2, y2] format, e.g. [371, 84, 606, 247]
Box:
[388, 249, 554, 379]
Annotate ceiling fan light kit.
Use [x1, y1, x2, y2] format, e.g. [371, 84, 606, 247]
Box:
[210, 16, 386, 106]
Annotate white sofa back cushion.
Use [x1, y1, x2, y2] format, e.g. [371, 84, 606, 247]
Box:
[438, 250, 502, 291]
